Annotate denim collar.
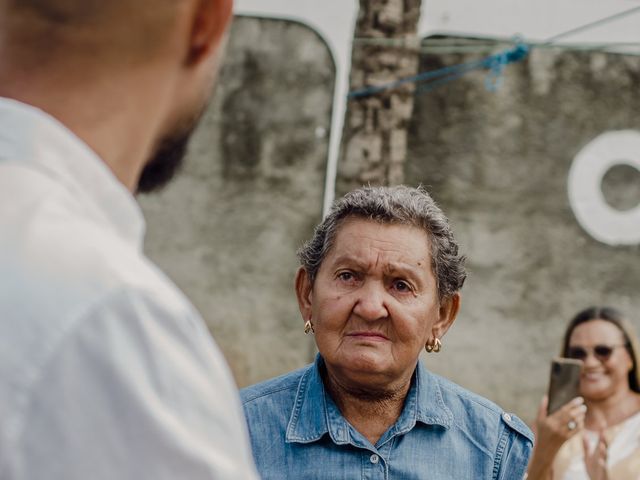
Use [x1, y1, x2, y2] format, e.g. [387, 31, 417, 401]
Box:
[285, 355, 453, 446]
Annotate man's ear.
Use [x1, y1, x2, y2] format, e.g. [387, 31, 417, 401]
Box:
[294, 267, 313, 323]
[187, 0, 233, 65]
[432, 292, 461, 339]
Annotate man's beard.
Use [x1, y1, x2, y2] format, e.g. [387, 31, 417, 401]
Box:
[136, 108, 203, 194]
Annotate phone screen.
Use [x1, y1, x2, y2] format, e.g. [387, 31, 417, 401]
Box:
[547, 357, 583, 415]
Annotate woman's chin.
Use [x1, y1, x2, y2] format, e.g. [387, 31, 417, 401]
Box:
[329, 351, 396, 383]
[346, 353, 389, 374]
[580, 383, 611, 401]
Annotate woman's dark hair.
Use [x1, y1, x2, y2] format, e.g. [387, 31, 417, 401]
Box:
[561, 306, 640, 393]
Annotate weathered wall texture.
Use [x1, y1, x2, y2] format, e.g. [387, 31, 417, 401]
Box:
[140, 17, 640, 424]
[407, 41, 640, 421]
[139, 18, 333, 386]
[337, 0, 421, 193]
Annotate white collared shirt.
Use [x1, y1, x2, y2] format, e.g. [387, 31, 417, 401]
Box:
[0, 98, 258, 479]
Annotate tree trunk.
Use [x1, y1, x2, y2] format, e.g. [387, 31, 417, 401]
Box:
[336, 0, 422, 196]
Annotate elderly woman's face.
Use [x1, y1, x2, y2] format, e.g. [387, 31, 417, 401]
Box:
[296, 218, 459, 391]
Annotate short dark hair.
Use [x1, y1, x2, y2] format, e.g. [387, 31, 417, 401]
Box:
[297, 185, 466, 301]
[561, 306, 640, 393]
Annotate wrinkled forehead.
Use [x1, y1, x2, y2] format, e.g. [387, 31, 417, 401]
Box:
[328, 217, 432, 265]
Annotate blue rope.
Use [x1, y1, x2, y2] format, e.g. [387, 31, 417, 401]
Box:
[348, 41, 529, 99]
[416, 67, 482, 95]
[347, 4, 640, 99]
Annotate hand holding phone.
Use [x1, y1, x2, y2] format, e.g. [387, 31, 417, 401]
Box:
[547, 357, 583, 415]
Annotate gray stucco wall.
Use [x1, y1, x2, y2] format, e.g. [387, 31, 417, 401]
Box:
[407, 41, 640, 421]
[140, 19, 640, 424]
[139, 17, 333, 385]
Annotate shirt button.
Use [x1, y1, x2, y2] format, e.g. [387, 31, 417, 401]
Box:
[370, 454, 379, 464]
[502, 413, 512, 422]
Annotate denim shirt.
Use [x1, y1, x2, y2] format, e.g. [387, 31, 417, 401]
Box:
[241, 356, 533, 480]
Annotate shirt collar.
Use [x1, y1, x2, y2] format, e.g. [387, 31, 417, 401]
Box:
[285, 355, 453, 445]
[412, 360, 454, 429]
[0, 97, 145, 249]
[285, 355, 336, 444]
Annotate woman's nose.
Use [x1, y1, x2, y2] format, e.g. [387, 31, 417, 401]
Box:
[352, 281, 389, 320]
[583, 352, 602, 367]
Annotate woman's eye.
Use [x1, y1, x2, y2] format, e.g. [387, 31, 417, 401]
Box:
[393, 279, 412, 292]
[337, 271, 355, 282]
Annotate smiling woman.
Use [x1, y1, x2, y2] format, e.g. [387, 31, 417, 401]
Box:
[527, 306, 640, 480]
[240, 185, 534, 480]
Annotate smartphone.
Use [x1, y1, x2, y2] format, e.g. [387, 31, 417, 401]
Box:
[547, 357, 583, 415]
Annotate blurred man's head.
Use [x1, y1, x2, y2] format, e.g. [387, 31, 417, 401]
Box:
[0, 0, 233, 192]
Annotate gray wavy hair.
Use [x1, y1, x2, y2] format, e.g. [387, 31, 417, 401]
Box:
[297, 185, 466, 300]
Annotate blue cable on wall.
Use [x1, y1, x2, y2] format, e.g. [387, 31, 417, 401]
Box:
[348, 41, 529, 99]
[347, 5, 640, 99]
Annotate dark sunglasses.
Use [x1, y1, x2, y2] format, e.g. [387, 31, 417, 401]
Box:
[566, 344, 627, 362]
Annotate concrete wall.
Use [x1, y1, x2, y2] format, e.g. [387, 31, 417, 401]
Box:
[140, 18, 640, 423]
[407, 40, 640, 421]
[139, 17, 333, 385]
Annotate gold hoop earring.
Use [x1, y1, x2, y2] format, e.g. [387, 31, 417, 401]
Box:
[425, 339, 433, 352]
[425, 337, 442, 353]
[304, 320, 314, 334]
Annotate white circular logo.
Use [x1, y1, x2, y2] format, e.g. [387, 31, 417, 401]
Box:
[568, 130, 640, 246]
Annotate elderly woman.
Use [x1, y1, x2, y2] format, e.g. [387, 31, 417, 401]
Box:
[527, 306, 640, 480]
[241, 186, 533, 479]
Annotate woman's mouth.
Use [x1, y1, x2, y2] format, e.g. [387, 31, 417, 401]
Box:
[347, 331, 389, 341]
[582, 371, 605, 382]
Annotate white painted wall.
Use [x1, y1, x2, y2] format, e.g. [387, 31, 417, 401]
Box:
[234, 0, 358, 216]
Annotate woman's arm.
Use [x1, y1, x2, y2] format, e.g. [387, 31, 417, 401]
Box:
[526, 396, 587, 480]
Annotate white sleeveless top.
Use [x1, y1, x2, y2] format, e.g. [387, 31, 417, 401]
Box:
[553, 410, 640, 480]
